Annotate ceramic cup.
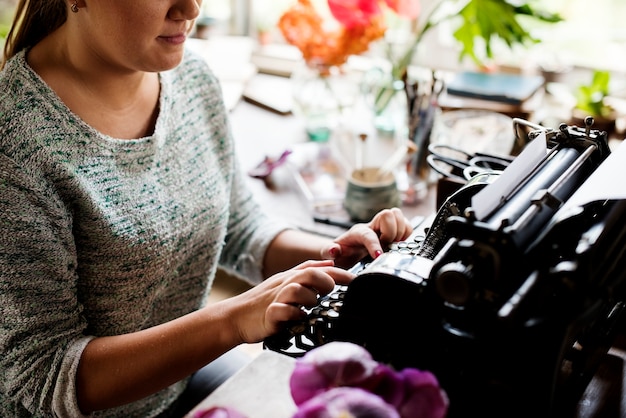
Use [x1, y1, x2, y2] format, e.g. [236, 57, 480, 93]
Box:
[344, 167, 401, 222]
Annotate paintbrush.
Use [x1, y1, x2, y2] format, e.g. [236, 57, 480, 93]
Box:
[377, 140, 418, 180]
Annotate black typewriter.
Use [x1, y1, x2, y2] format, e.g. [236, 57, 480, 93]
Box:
[265, 117, 626, 417]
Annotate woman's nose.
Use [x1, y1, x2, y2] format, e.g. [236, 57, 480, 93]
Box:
[169, 0, 201, 21]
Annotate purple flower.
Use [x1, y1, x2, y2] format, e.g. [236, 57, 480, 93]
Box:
[193, 406, 248, 418]
[394, 369, 449, 418]
[289, 342, 449, 418]
[363, 364, 448, 418]
[366, 364, 405, 408]
[290, 342, 380, 405]
[293, 387, 400, 418]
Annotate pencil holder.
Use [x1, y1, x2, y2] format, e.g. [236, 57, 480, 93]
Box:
[344, 167, 401, 222]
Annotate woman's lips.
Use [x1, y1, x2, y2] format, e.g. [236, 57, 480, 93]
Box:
[159, 33, 187, 45]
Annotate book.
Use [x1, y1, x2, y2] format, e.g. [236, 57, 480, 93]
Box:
[446, 71, 545, 105]
[242, 73, 293, 115]
[250, 44, 302, 77]
[437, 86, 544, 121]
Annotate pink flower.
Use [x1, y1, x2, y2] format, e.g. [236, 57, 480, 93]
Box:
[383, 0, 420, 19]
[293, 387, 400, 418]
[289, 341, 380, 405]
[327, 0, 382, 28]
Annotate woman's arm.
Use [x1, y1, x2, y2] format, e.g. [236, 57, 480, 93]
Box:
[76, 301, 237, 412]
[76, 260, 355, 413]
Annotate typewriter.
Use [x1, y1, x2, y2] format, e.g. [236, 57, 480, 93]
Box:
[265, 117, 626, 417]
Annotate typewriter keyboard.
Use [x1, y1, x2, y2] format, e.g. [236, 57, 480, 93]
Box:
[263, 215, 431, 356]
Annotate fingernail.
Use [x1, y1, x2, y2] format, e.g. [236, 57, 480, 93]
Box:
[374, 250, 382, 258]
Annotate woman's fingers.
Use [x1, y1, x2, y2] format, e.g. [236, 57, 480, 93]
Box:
[289, 262, 355, 289]
[269, 266, 354, 322]
[369, 207, 413, 243]
[233, 262, 357, 343]
[278, 281, 321, 308]
[266, 302, 307, 324]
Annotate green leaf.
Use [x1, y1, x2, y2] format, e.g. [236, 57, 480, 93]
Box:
[575, 70, 612, 117]
[451, 0, 562, 65]
[0, 24, 9, 39]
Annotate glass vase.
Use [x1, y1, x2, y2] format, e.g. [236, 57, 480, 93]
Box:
[359, 67, 431, 206]
[373, 79, 408, 137]
[362, 68, 409, 140]
[291, 62, 359, 142]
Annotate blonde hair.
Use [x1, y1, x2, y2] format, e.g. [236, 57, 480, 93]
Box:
[2, 0, 67, 68]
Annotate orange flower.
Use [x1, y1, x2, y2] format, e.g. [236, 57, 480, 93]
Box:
[278, 0, 386, 69]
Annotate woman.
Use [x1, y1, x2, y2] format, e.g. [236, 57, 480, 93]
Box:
[0, 0, 413, 417]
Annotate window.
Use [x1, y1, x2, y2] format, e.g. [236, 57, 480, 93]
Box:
[526, 0, 626, 73]
[0, 0, 16, 46]
[408, 0, 626, 75]
[2, 0, 623, 79]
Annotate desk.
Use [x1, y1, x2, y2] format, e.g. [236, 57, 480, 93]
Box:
[186, 346, 626, 418]
[217, 96, 626, 417]
[186, 351, 297, 418]
[229, 99, 437, 236]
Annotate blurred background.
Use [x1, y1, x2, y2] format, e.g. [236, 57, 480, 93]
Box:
[1, 0, 625, 73]
[1, 0, 625, 138]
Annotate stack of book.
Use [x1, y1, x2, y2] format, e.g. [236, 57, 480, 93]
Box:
[250, 43, 302, 77]
[438, 71, 545, 120]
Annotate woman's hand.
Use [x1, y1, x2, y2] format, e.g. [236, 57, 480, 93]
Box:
[224, 260, 355, 343]
[322, 208, 413, 269]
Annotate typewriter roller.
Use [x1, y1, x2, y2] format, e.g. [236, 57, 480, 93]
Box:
[265, 117, 626, 417]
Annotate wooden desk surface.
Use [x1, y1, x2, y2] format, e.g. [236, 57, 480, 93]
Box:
[186, 351, 297, 418]
[222, 100, 626, 417]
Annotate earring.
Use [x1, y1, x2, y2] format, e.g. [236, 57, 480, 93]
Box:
[70, 1, 79, 13]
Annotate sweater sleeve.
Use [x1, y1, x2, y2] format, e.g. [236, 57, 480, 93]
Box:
[183, 52, 294, 286]
[0, 153, 90, 417]
[217, 140, 293, 286]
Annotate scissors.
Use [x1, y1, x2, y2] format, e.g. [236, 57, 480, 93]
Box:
[426, 143, 514, 182]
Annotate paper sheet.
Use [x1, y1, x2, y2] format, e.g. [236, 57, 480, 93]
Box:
[559, 139, 626, 211]
[471, 133, 548, 220]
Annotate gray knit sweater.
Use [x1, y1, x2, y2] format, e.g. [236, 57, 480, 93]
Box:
[0, 49, 288, 417]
